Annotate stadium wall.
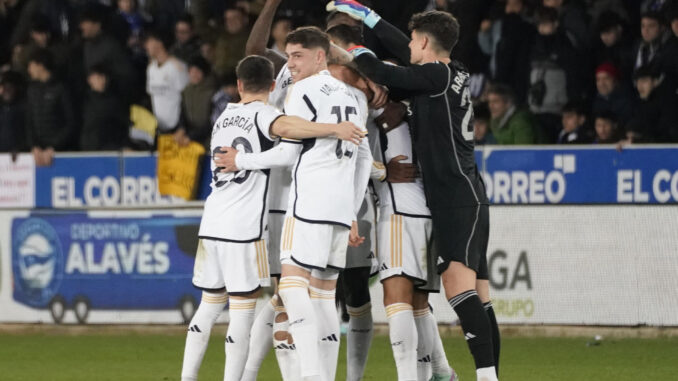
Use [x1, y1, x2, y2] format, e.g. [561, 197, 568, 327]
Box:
[1, 147, 677, 325]
[1, 206, 677, 326]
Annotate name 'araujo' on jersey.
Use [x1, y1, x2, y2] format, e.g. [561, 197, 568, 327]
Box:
[284, 70, 368, 228]
[267, 63, 294, 213]
[367, 108, 430, 218]
[198, 101, 282, 242]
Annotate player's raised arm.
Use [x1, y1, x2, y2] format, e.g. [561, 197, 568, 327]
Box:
[326, 0, 411, 65]
[246, 0, 287, 73]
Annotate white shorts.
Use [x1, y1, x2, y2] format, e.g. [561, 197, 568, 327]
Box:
[267, 212, 285, 276]
[377, 214, 440, 292]
[280, 214, 350, 270]
[192, 239, 271, 295]
[346, 194, 378, 270]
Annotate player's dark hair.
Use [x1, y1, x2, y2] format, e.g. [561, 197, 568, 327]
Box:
[408, 11, 459, 53]
[326, 24, 363, 46]
[236, 55, 274, 93]
[28, 48, 55, 72]
[285, 26, 330, 54]
[487, 83, 515, 104]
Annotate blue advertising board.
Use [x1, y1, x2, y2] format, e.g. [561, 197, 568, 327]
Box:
[476, 146, 678, 204]
[11, 211, 202, 323]
[16, 146, 678, 207]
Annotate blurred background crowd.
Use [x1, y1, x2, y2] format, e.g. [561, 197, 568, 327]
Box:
[1, 0, 677, 162]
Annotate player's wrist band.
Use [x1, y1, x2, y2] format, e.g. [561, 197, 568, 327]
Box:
[350, 46, 376, 58]
[364, 11, 381, 28]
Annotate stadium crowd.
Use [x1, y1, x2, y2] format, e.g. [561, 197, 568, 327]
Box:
[1, 0, 678, 162]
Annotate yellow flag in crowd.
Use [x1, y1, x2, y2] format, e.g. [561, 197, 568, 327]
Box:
[157, 135, 206, 200]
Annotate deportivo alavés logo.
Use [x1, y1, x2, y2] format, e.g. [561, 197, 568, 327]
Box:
[12, 218, 64, 307]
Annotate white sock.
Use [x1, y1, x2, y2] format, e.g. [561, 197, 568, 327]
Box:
[278, 276, 321, 379]
[414, 308, 434, 381]
[241, 296, 277, 381]
[273, 309, 301, 381]
[346, 302, 373, 381]
[181, 292, 228, 381]
[310, 286, 340, 381]
[428, 311, 454, 377]
[477, 366, 498, 381]
[224, 298, 257, 381]
[386, 303, 418, 381]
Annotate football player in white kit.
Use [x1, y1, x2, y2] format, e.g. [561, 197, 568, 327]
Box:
[277, 27, 372, 381]
[180, 55, 363, 381]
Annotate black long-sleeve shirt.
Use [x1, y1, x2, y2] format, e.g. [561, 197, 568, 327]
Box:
[354, 19, 488, 209]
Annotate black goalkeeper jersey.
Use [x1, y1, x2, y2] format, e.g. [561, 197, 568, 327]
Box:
[355, 19, 489, 209]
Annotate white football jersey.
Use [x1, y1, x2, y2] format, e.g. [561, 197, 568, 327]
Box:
[199, 101, 282, 241]
[269, 63, 293, 110]
[146, 57, 189, 131]
[285, 70, 368, 228]
[368, 108, 430, 218]
[267, 63, 295, 213]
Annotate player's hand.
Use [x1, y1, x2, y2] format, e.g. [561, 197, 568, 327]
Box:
[213, 146, 240, 172]
[375, 101, 407, 132]
[367, 79, 388, 109]
[349, 220, 365, 247]
[326, 0, 381, 28]
[334, 121, 365, 145]
[386, 155, 417, 183]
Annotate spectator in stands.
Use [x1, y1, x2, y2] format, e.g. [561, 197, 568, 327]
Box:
[473, 102, 496, 145]
[633, 11, 672, 71]
[145, 31, 189, 134]
[488, 83, 537, 145]
[528, 6, 582, 142]
[176, 56, 216, 148]
[0, 71, 27, 153]
[79, 5, 137, 104]
[81, 65, 128, 151]
[12, 15, 67, 77]
[26, 49, 74, 165]
[214, 6, 250, 78]
[591, 62, 634, 127]
[478, 0, 534, 103]
[625, 65, 678, 143]
[270, 18, 293, 56]
[170, 14, 202, 64]
[592, 110, 622, 144]
[210, 74, 238, 125]
[543, 0, 591, 51]
[557, 101, 590, 144]
[662, 6, 678, 89]
[116, 0, 147, 55]
[594, 11, 634, 80]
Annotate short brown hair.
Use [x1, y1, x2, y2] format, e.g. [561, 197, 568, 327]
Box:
[285, 26, 330, 54]
[408, 11, 459, 53]
[235, 55, 274, 93]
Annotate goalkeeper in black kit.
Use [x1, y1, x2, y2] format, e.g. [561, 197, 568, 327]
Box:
[326, 1, 501, 380]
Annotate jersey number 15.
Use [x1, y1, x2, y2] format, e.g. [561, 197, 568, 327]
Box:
[331, 105, 357, 159]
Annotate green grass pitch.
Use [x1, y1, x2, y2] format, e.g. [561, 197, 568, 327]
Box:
[1, 328, 676, 380]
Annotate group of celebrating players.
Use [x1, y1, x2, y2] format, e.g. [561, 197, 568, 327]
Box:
[180, 1, 500, 381]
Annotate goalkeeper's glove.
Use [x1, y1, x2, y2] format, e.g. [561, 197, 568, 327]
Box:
[325, 0, 381, 29]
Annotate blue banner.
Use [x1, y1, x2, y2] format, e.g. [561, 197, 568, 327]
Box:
[476, 146, 678, 204]
[17, 146, 678, 207]
[11, 212, 202, 322]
